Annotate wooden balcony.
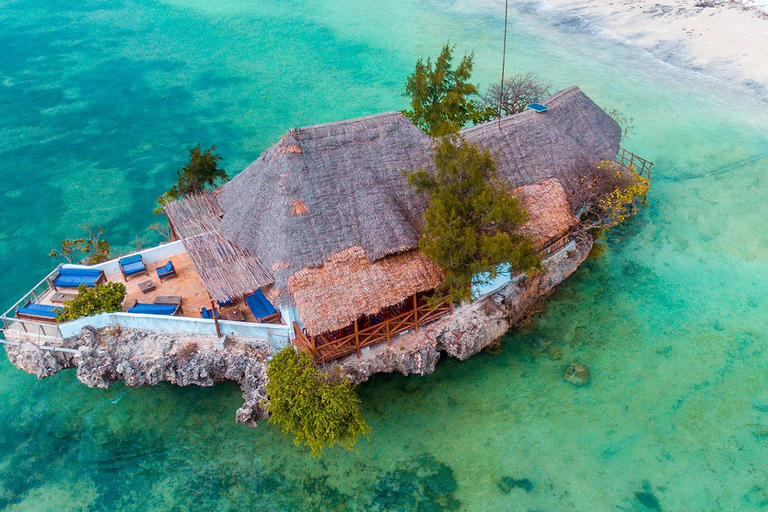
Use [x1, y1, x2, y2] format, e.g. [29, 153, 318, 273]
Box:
[293, 293, 452, 362]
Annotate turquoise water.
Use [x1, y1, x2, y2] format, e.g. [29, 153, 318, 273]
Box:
[2, 0, 768, 510]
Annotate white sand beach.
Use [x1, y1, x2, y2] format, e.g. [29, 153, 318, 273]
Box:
[539, 0, 768, 95]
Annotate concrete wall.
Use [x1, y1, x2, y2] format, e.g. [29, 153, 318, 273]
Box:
[59, 312, 292, 347]
[63, 240, 186, 275]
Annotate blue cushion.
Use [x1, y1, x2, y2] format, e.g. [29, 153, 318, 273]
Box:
[54, 268, 104, 288]
[121, 261, 146, 276]
[156, 261, 175, 277]
[200, 307, 214, 319]
[128, 303, 177, 315]
[17, 303, 62, 318]
[245, 290, 277, 319]
[119, 254, 143, 265]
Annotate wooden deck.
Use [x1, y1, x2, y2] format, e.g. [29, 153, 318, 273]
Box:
[293, 293, 452, 362]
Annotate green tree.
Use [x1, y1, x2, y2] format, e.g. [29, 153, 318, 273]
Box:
[265, 347, 371, 457]
[50, 223, 111, 264]
[409, 137, 541, 302]
[403, 43, 485, 136]
[155, 144, 228, 213]
[57, 282, 126, 322]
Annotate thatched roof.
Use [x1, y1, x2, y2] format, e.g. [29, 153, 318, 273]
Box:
[165, 194, 274, 302]
[462, 86, 621, 194]
[515, 178, 579, 250]
[205, 85, 618, 329]
[287, 246, 443, 335]
[218, 111, 434, 298]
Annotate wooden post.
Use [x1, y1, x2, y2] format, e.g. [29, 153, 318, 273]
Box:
[311, 334, 316, 358]
[386, 320, 391, 347]
[449, 300, 454, 314]
[354, 319, 361, 358]
[211, 300, 222, 338]
[413, 295, 419, 333]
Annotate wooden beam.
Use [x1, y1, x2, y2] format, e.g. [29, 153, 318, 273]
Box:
[413, 294, 419, 333]
[386, 320, 391, 346]
[211, 300, 222, 338]
[354, 319, 360, 358]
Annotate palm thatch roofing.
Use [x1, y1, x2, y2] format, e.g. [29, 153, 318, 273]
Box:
[165, 194, 273, 302]
[171, 85, 620, 331]
[462, 86, 621, 194]
[287, 246, 443, 335]
[515, 178, 579, 250]
[218, 111, 434, 299]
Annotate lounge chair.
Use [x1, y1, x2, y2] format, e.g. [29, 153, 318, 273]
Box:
[53, 267, 106, 289]
[127, 301, 179, 316]
[200, 307, 218, 319]
[16, 302, 62, 323]
[244, 290, 280, 323]
[119, 254, 147, 281]
[216, 298, 234, 308]
[156, 261, 176, 282]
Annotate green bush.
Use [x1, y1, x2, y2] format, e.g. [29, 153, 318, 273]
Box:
[57, 282, 126, 322]
[409, 137, 541, 303]
[265, 347, 371, 457]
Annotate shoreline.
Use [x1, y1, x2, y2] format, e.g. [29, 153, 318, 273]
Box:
[530, 0, 768, 98]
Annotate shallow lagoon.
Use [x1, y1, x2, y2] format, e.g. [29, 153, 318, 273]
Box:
[1, 0, 767, 510]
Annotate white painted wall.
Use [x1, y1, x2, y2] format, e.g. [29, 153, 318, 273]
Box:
[59, 312, 292, 348]
[63, 240, 186, 275]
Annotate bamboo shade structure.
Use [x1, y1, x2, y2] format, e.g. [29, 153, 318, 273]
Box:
[515, 178, 579, 250]
[288, 246, 443, 335]
[166, 193, 273, 302]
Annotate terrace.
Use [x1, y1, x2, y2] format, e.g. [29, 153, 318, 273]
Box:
[0, 241, 292, 351]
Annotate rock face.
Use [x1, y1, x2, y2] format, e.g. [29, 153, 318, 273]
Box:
[334, 237, 593, 385]
[3, 236, 591, 425]
[4, 326, 272, 424]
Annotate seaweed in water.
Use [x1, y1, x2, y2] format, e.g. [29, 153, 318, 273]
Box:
[634, 490, 662, 511]
[367, 454, 460, 511]
[498, 476, 534, 494]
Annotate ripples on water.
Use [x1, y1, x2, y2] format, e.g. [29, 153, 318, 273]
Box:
[1, 0, 767, 510]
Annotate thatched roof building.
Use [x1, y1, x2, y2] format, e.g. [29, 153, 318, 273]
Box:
[170, 86, 620, 335]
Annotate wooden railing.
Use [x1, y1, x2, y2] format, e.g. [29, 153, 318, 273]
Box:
[616, 147, 653, 181]
[293, 296, 453, 362]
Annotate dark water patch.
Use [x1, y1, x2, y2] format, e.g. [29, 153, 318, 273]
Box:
[634, 490, 662, 511]
[367, 454, 460, 511]
[498, 476, 534, 494]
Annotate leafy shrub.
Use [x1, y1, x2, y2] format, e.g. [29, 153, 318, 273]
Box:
[57, 282, 126, 322]
[571, 160, 649, 231]
[265, 347, 371, 457]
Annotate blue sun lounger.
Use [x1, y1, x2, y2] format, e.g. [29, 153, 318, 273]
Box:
[526, 103, 549, 113]
[244, 290, 280, 323]
[53, 267, 106, 289]
[16, 302, 62, 323]
[127, 302, 179, 316]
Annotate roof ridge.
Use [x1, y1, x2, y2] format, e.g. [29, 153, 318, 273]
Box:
[460, 85, 582, 135]
[290, 111, 408, 135]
